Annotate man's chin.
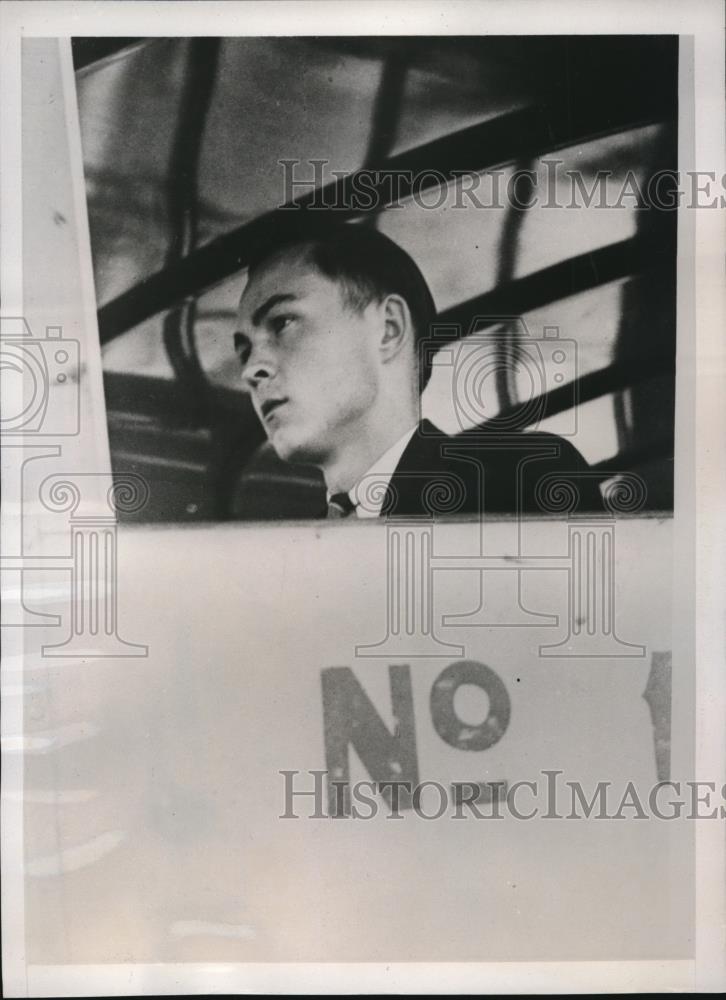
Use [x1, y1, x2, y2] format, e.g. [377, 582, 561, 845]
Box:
[269, 430, 324, 468]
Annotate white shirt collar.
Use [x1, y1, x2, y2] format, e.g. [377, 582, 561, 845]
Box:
[327, 425, 418, 519]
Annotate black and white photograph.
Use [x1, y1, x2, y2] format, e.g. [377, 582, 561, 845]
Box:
[1, 1, 724, 995]
[83, 34, 677, 523]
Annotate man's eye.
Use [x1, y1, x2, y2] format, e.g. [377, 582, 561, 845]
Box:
[234, 333, 251, 366]
[271, 314, 294, 334]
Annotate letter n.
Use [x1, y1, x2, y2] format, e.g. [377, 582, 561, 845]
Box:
[321, 665, 419, 815]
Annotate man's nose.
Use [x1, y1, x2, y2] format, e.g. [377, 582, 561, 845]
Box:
[242, 350, 277, 389]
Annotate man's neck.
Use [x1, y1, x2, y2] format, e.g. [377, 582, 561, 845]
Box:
[322, 408, 418, 495]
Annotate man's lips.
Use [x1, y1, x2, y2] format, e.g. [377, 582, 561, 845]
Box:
[260, 398, 289, 421]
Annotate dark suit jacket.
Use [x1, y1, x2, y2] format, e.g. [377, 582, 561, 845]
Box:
[234, 421, 604, 520]
[382, 420, 604, 517]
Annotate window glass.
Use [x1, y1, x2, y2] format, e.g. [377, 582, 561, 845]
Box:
[102, 312, 174, 379]
[77, 39, 188, 306]
[515, 125, 664, 278]
[197, 38, 383, 232]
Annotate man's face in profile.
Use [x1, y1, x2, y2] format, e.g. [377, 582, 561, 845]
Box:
[235, 250, 381, 466]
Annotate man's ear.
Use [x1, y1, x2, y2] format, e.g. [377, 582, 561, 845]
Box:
[379, 294, 412, 364]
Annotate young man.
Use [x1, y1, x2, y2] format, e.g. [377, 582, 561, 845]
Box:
[233, 220, 603, 519]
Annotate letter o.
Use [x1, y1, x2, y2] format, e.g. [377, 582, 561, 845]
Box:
[430, 660, 511, 751]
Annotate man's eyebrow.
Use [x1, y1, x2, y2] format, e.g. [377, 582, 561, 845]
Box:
[251, 292, 298, 327]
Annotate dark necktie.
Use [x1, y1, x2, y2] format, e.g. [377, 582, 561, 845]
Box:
[327, 492, 357, 519]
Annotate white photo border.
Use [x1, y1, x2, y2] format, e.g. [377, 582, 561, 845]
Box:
[1, 1, 724, 995]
